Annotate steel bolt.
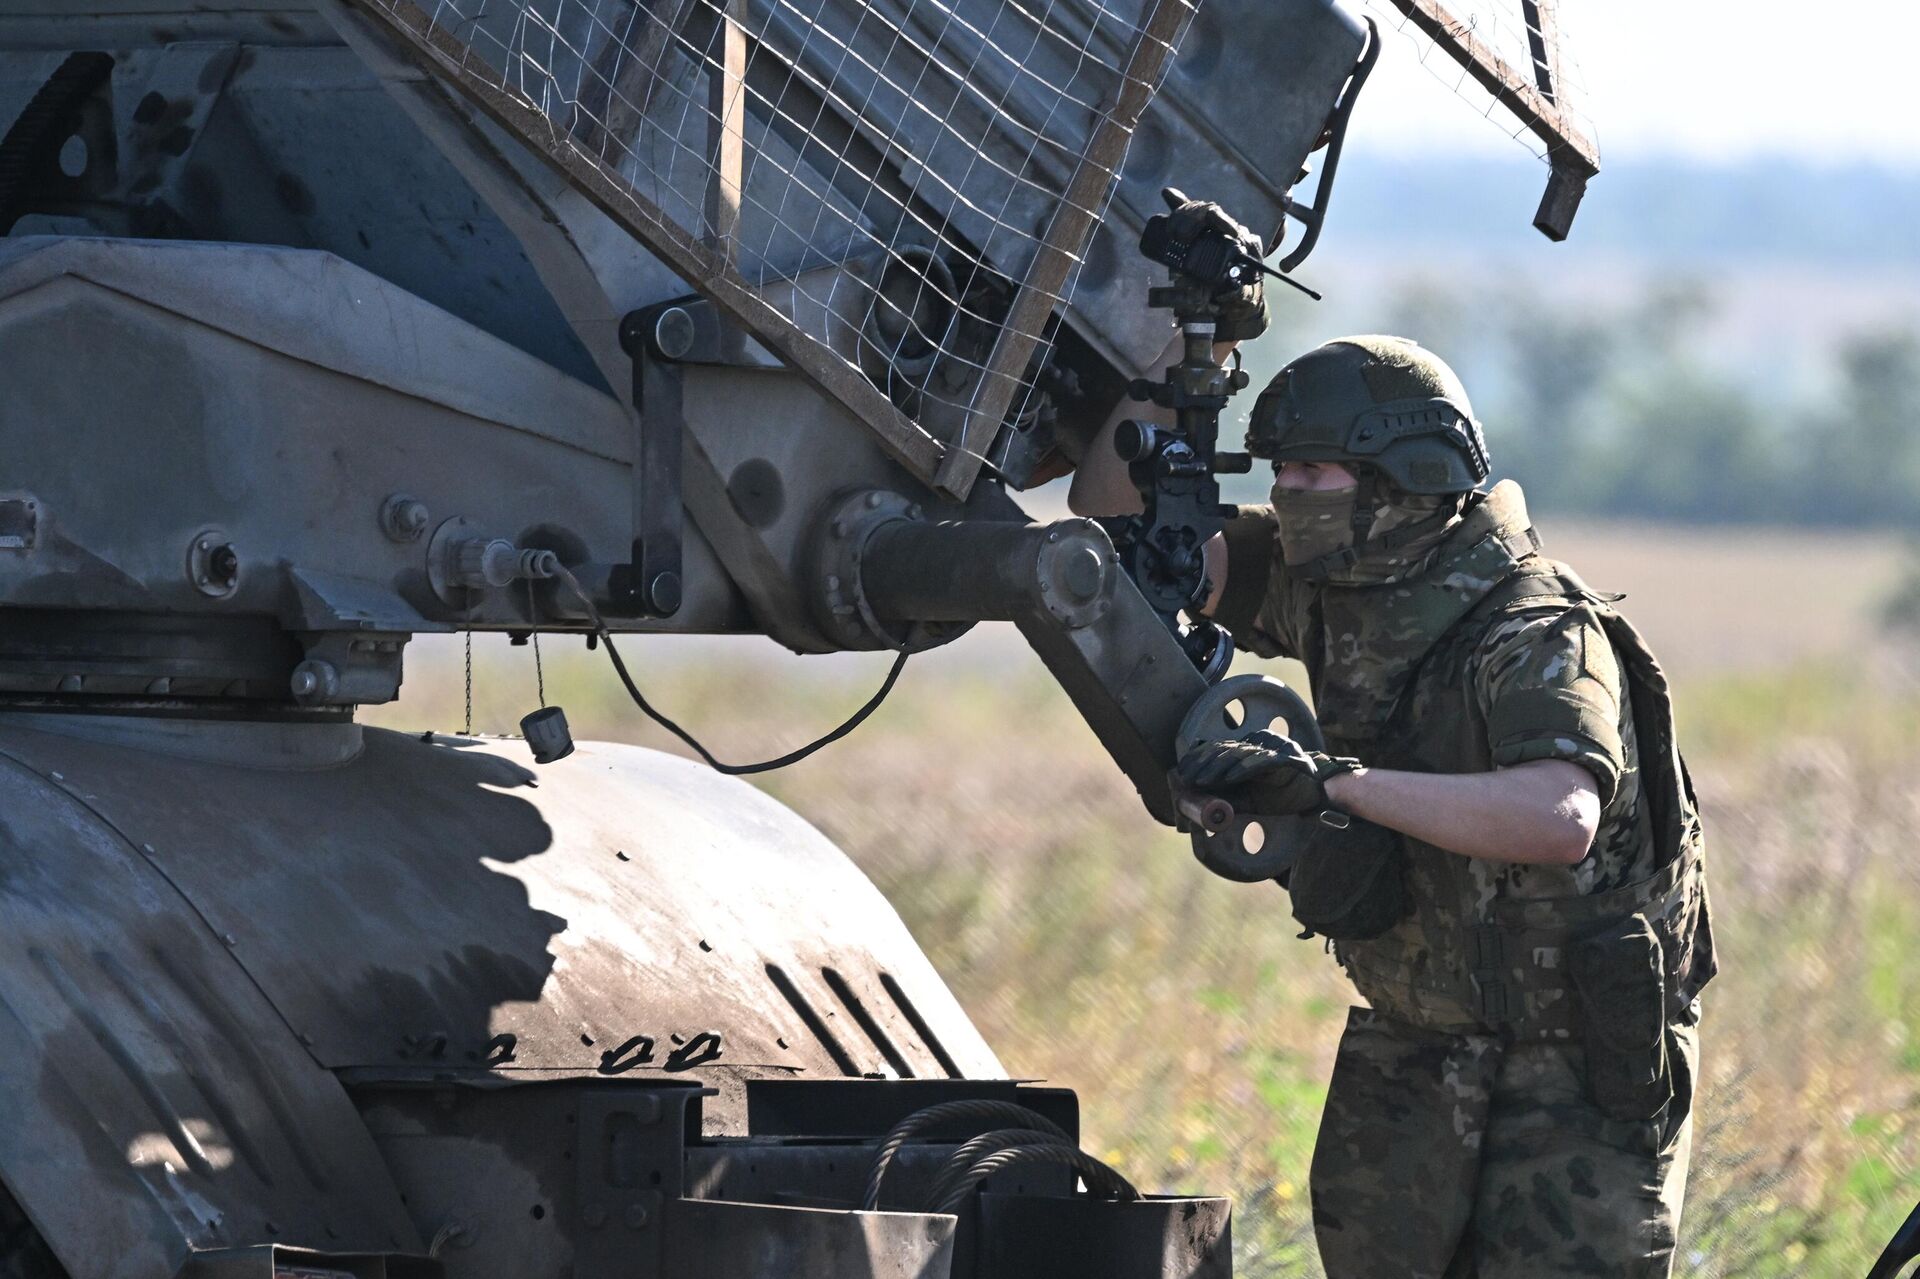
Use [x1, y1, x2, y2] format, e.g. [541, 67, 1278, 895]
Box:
[865, 491, 884, 509]
[652, 306, 696, 360]
[647, 571, 683, 616]
[290, 659, 341, 701]
[624, 1203, 651, 1230]
[381, 493, 431, 543]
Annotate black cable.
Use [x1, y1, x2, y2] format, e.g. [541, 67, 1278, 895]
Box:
[555, 566, 907, 776]
[860, 1099, 1070, 1211]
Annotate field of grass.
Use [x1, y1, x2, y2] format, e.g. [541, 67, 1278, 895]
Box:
[365, 530, 1920, 1276]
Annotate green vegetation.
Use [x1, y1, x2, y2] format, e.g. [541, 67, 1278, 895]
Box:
[1235, 278, 1920, 531]
[373, 636, 1920, 1276]
[764, 661, 1920, 1277]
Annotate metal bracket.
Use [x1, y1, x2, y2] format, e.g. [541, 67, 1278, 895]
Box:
[573, 1086, 697, 1279]
[610, 302, 701, 617]
[1279, 17, 1379, 273]
[1384, 0, 1600, 242]
[609, 298, 782, 618]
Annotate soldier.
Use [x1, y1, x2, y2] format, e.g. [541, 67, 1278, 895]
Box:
[1074, 332, 1717, 1276]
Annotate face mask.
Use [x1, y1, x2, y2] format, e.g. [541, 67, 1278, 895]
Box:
[1270, 485, 1359, 569]
[1272, 480, 1465, 585]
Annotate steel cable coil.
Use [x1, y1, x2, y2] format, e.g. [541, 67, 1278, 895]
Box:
[923, 1128, 1067, 1210]
[860, 1099, 1069, 1211]
[934, 1143, 1139, 1216]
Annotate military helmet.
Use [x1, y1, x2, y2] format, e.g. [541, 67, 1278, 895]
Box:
[1247, 335, 1489, 494]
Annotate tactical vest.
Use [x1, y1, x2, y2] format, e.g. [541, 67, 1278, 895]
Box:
[1299, 516, 1717, 1040]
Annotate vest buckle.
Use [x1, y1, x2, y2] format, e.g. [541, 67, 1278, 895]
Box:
[1470, 923, 1511, 1025]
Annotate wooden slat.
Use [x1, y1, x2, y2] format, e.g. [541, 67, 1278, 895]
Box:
[1387, 0, 1597, 176]
[703, 0, 746, 255]
[351, 0, 947, 484]
[931, 0, 1192, 502]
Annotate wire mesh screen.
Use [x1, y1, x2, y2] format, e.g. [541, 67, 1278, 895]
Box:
[1361, 0, 1596, 166]
[351, 0, 1198, 495]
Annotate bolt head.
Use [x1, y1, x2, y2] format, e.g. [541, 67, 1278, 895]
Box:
[647, 571, 683, 616]
[382, 494, 430, 542]
[624, 1203, 651, 1230]
[652, 306, 697, 360]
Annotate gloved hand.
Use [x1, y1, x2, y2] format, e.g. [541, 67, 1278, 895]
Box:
[1177, 730, 1359, 816]
[1160, 190, 1270, 342]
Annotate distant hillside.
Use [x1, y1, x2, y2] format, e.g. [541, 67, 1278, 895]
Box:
[1319, 151, 1920, 269]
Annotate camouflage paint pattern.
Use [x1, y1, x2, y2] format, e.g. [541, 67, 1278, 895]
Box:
[1312, 1004, 1699, 1278]
[1223, 479, 1715, 1274]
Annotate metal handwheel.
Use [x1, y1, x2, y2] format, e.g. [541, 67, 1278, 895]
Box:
[1173, 673, 1326, 884]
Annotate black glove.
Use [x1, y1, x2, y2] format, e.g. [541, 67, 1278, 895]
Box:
[1177, 730, 1358, 816]
[1160, 191, 1271, 342]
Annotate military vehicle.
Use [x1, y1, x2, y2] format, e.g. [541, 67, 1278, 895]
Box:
[0, 0, 1594, 1274]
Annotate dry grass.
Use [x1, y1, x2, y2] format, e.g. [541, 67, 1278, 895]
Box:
[363, 535, 1920, 1276]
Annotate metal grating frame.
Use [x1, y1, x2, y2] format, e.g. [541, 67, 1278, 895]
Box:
[1363, 0, 1599, 237]
[347, 0, 1198, 498]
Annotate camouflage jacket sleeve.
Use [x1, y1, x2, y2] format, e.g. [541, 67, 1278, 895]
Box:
[1212, 505, 1299, 660]
[1471, 603, 1627, 805]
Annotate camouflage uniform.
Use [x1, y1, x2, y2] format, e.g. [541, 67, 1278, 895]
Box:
[1216, 480, 1716, 1277]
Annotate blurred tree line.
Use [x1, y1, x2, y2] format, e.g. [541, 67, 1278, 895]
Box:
[1259, 280, 1920, 528]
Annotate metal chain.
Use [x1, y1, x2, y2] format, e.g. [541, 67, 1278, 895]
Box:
[463, 630, 474, 735]
[528, 577, 546, 708]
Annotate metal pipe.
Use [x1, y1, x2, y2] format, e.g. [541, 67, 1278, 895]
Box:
[860, 518, 1114, 629]
[852, 510, 1203, 824]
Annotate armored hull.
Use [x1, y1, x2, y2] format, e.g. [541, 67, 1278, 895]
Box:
[0, 0, 1416, 1269]
[0, 715, 1236, 1278]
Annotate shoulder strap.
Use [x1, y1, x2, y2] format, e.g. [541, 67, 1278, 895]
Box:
[1477, 557, 1700, 874]
[1366, 529, 1556, 741]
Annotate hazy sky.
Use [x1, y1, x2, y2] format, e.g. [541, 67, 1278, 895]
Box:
[1349, 1, 1920, 167]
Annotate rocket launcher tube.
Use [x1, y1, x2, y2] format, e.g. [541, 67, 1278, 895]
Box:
[856, 513, 1206, 825]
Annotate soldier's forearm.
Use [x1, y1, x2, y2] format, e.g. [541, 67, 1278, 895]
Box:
[1322, 759, 1600, 865]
